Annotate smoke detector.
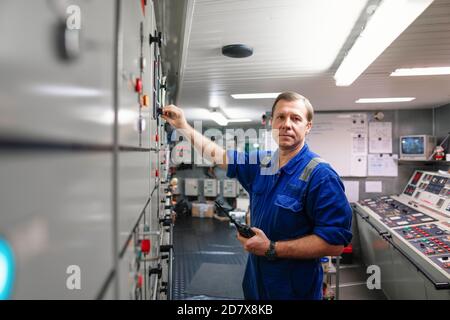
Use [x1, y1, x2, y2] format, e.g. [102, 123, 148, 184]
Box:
[222, 44, 253, 58]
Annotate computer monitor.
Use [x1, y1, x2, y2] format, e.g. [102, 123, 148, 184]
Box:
[400, 135, 436, 160]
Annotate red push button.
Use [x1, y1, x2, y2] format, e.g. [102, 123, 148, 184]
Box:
[137, 274, 143, 288]
[135, 78, 143, 93]
[141, 239, 150, 254]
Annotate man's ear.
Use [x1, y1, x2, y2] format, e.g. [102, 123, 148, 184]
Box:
[306, 121, 313, 134]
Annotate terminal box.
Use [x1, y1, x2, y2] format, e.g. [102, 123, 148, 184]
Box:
[185, 178, 199, 196]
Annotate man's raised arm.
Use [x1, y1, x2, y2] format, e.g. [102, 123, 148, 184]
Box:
[162, 105, 228, 170]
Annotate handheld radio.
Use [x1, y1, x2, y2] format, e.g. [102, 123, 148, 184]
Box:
[214, 200, 255, 238]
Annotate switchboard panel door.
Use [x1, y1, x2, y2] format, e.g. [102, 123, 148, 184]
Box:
[0, 153, 113, 299]
[118, 0, 154, 148]
[0, 1, 115, 144]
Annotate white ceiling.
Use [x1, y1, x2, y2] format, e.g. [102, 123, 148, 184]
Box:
[178, 0, 450, 124]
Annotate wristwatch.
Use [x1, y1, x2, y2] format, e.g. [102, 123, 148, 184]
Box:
[265, 240, 277, 261]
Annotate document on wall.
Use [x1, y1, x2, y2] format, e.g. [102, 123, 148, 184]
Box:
[368, 153, 398, 177]
[352, 133, 368, 155]
[350, 155, 367, 177]
[343, 180, 359, 203]
[365, 181, 383, 193]
[369, 122, 392, 154]
[350, 113, 367, 132]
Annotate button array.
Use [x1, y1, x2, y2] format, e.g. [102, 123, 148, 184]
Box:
[397, 224, 447, 240]
[412, 237, 450, 256]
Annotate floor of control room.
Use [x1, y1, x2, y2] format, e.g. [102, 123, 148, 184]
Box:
[172, 215, 387, 300]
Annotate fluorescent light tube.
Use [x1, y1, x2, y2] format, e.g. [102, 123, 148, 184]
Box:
[227, 119, 252, 123]
[334, 0, 434, 86]
[231, 93, 281, 100]
[391, 66, 450, 76]
[356, 97, 416, 103]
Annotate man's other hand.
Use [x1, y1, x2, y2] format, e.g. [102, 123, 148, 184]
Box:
[237, 227, 270, 257]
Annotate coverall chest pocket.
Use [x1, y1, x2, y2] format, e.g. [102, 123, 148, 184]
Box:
[273, 194, 307, 238]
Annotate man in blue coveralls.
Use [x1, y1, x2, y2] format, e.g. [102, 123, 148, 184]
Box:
[162, 92, 352, 300]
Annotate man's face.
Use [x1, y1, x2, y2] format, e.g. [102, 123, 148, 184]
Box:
[271, 99, 312, 151]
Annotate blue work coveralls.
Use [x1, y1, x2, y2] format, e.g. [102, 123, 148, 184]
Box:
[227, 144, 352, 300]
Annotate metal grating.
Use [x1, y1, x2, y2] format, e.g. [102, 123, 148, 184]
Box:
[172, 217, 248, 300]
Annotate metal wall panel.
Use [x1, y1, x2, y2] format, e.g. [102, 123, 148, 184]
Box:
[0, 0, 167, 300]
[424, 276, 450, 300]
[391, 253, 427, 300]
[0, 153, 113, 299]
[355, 215, 376, 267]
[118, 151, 150, 251]
[355, 214, 397, 299]
[117, 230, 158, 300]
[118, 0, 154, 148]
[0, 0, 115, 144]
[435, 103, 450, 144]
[356, 210, 450, 300]
[114, 0, 166, 299]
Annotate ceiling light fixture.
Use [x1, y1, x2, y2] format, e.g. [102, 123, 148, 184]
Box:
[391, 66, 450, 76]
[356, 97, 416, 103]
[227, 119, 252, 123]
[231, 93, 281, 100]
[334, 0, 434, 86]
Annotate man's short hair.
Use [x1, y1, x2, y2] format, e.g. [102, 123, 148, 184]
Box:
[271, 91, 314, 122]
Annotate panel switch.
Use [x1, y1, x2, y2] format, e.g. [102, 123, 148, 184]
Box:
[141, 239, 151, 254]
[135, 78, 143, 93]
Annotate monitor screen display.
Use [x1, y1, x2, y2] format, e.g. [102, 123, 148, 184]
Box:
[401, 137, 424, 154]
